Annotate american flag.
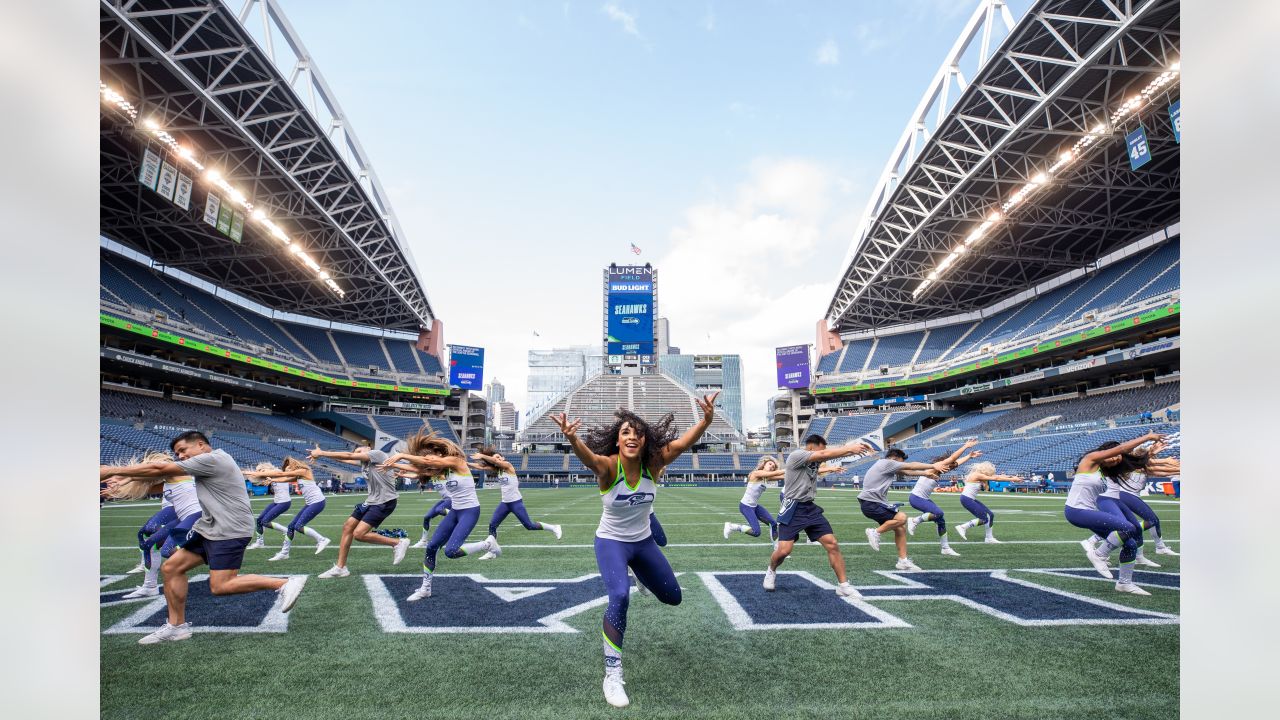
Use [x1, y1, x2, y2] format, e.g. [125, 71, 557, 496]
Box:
[630, 243, 642, 255]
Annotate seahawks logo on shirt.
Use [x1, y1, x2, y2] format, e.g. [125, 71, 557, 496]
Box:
[612, 492, 655, 507]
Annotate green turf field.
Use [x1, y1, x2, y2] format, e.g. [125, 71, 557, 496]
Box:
[100, 486, 1179, 719]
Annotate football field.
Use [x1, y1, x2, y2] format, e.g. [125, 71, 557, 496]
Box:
[100, 486, 1179, 719]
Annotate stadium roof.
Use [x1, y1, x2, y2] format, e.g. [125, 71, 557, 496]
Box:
[99, 0, 434, 332]
[826, 0, 1180, 333]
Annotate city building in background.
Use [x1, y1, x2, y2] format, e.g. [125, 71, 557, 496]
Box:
[661, 353, 744, 433]
[526, 345, 605, 423]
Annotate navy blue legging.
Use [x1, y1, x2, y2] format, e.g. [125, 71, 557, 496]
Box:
[1119, 492, 1162, 538]
[286, 500, 326, 539]
[1064, 504, 1138, 563]
[138, 507, 178, 551]
[256, 501, 292, 533]
[158, 512, 202, 559]
[424, 505, 481, 571]
[1098, 497, 1144, 552]
[595, 535, 682, 650]
[649, 513, 667, 547]
[738, 502, 777, 538]
[423, 498, 452, 531]
[489, 500, 541, 537]
[908, 494, 947, 535]
[960, 495, 995, 525]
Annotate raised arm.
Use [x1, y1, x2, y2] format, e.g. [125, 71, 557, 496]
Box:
[802, 439, 872, 464]
[816, 463, 845, 476]
[748, 469, 786, 482]
[308, 444, 370, 466]
[382, 453, 468, 474]
[471, 452, 516, 474]
[941, 439, 979, 468]
[898, 460, 952, 474]
[1079, 432, 1163, 471]
[554, 413, 613, 490]
[245, 468, 312, 481]
[99, 460, 186, 481]
[657, 392, 721, 468]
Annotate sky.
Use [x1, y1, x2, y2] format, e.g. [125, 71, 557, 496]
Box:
[276, 0, 1032, 429]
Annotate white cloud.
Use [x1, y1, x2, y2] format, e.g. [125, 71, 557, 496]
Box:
[702, 6, 716, 32]
[602, 2, 642, 40]
[655, 158, 857, 429]
[815, 39, 840, 66]
[853, 21, 894, 54]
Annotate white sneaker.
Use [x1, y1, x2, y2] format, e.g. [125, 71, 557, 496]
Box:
[906, 516, 920, 536]
[723, 522, 733, 539]
[1085, 549, 1114, 579]
[1115, 582, 1151, 596]
[138, 622, 192, 645]
[411, 538, 428, 549]
[1135, 554, 1161, 568]
[126, 561, 146, 575]
[763, 567, 777, 591]
[408, 577, 432, 602]
[392, 538, 410, 565]
[940, 547, 961, 557]
[1155, 545, 1179, 556]
[248, 537, 265, 550]
[603, 673, 629, 708]
[278, 576, 305, 613]
[865, 528, 880, 551]
[485, 536, 502, 558]
[896, 558, 922, 571]
[835, 582, 862, 599]
[547, 523, 563, 540]
[122, 585, 159, 599]
[318, 565, 350, 579]
[984, 537, 1003, 544]
[478, 551, 497, 560]
[954, 524, 969, 540]
[268, 550, 290, 562]
[314, 537, 331, 555]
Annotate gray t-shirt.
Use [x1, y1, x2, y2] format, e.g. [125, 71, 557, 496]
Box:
[783, 450, 821, 503]
[175, 448, 254, 540]
[363, 449, 398, 505]
[858, 459, 906, 506]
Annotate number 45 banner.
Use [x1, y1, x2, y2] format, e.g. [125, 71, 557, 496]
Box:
[1126, 126, 1151, 170]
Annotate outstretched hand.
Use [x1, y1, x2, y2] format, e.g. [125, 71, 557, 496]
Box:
[554, 413, 582, 440]
[697, 392, 720, 422]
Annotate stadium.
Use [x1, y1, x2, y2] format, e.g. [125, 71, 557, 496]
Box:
[98, 1, 1180, 718]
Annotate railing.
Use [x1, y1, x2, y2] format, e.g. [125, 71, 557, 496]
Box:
[816, 291, 1179, 386]
[101, 301, 445, 386]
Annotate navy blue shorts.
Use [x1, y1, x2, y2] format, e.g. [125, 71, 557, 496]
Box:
[351, 499, 398, 528]
[179, 532, 250, 571]
[859, 499, 900, 524]
[777, 500, 834, 542]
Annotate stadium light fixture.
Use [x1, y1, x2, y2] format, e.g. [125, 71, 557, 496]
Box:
[911, 61, 1181, 300]
[99, 84, 348, 298]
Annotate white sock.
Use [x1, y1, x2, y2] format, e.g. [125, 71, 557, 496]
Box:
[279, 539, 291, 553]
[459, 540, 489, 556]
[961, 520, 976, 530]
[543, 523, 557, 533]
[918, 513, 932, 522]
[303, 526, 326, 541]
[143, 557, 161, 589]
[736, 524, 751, 534]
[939, 533, 950, 549]
[1147, 526, 1164, 547]
[270, 522, 289, 535]
[984, 526, 994, 540]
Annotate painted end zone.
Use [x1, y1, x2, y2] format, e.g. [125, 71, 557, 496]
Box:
[102, 574, 307, 634]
